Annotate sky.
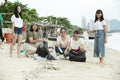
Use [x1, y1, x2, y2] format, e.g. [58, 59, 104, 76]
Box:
[0, 0, 120, 27]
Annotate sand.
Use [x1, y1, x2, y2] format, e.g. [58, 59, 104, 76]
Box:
[0, 41, 120, 80]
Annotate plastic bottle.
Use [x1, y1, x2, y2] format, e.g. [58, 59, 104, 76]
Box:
[20, 44, 25, 55]
[58, 47, 63, 53]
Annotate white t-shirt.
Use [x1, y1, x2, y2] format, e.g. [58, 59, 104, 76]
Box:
[70, 38, 83, 49]
[57, 35, 70, 48]
[93, 20, 106, 30]
[11, 15, 23, 28]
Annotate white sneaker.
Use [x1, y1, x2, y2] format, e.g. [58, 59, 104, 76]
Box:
[55, 56, 60, 60]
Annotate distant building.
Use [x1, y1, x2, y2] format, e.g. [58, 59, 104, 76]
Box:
[88, 19, 94, 30]
[82, 16, 86, 29]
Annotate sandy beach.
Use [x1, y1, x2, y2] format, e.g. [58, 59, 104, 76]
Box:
[0, 41, 120, 80]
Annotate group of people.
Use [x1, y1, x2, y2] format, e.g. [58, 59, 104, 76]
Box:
[54, 9, 107, 64]
[0, 5, 107, 64]
[55, 28, 85, 58]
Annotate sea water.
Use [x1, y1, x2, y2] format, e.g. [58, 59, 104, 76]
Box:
[105, 32, 120, 52]
[88, 32, 120, 52]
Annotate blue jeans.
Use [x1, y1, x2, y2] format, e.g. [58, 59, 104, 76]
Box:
[55, 46, 66, 55]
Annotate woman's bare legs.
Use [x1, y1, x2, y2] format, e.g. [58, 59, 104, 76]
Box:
[99, 57, 104, 64]
[17, 35, 22, 58]
[10, 34, 17, 57]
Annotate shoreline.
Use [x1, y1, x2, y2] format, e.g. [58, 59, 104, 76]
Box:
[105, 47, 120, 53]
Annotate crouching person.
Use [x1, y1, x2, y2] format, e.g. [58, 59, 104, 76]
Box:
[55, 28, 70, 59]
[24, 23, 48, 58]
[24, 23, 43, 57]
[69, 30, 86, 62]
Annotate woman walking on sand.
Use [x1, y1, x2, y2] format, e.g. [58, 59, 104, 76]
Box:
[89, 9, 107, 64]
[10, 5, 23, 57]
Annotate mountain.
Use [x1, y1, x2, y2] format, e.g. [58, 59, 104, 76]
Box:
[110, 19, 120, 31]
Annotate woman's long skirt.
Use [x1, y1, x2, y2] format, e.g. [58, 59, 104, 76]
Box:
[94, 30, 105, 57]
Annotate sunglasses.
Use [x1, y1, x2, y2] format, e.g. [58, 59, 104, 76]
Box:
[61, 31, 66, 33]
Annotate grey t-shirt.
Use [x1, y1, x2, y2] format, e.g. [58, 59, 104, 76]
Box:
[26, 31, 42, 43]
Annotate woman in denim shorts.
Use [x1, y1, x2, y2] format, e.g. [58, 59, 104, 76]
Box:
[10, 5, 23, 58]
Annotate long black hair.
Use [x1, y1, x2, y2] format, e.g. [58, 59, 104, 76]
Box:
[94, 9, 104, 23]
[30, 24, 38, 32]
[14, 5, 22, 18]
[72, 30, 79, 37]
[73, 30, 79, 34]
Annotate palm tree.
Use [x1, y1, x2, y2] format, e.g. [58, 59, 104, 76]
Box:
[5, 0, 7, 3]
[4, 0, 8, 6]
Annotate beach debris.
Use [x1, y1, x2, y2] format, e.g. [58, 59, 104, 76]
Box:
[42, 63, 60, 70]
[22, 62, 60, 80]
[48, 46, 54, 49]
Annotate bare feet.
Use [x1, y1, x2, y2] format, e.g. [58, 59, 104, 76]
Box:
[98, 62, 103, 64]
[25, 54, 29, 58]
[25, 52, 29, 58]
[18, 54, 21, 58]
[10, 53, 13, 57]
[10, 55, 13, 57]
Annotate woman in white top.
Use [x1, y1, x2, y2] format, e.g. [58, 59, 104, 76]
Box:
[55, 28, 70, 59]
[89, 9, 107, 64]
[10, 5, 23, 57]
[69, 30, 84, 52]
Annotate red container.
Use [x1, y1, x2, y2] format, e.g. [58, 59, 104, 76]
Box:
[5, 33, 12, 43]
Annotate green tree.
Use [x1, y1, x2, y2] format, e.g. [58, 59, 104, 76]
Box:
[0, 1, 38, 28]
[0, 0, 83, 33]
